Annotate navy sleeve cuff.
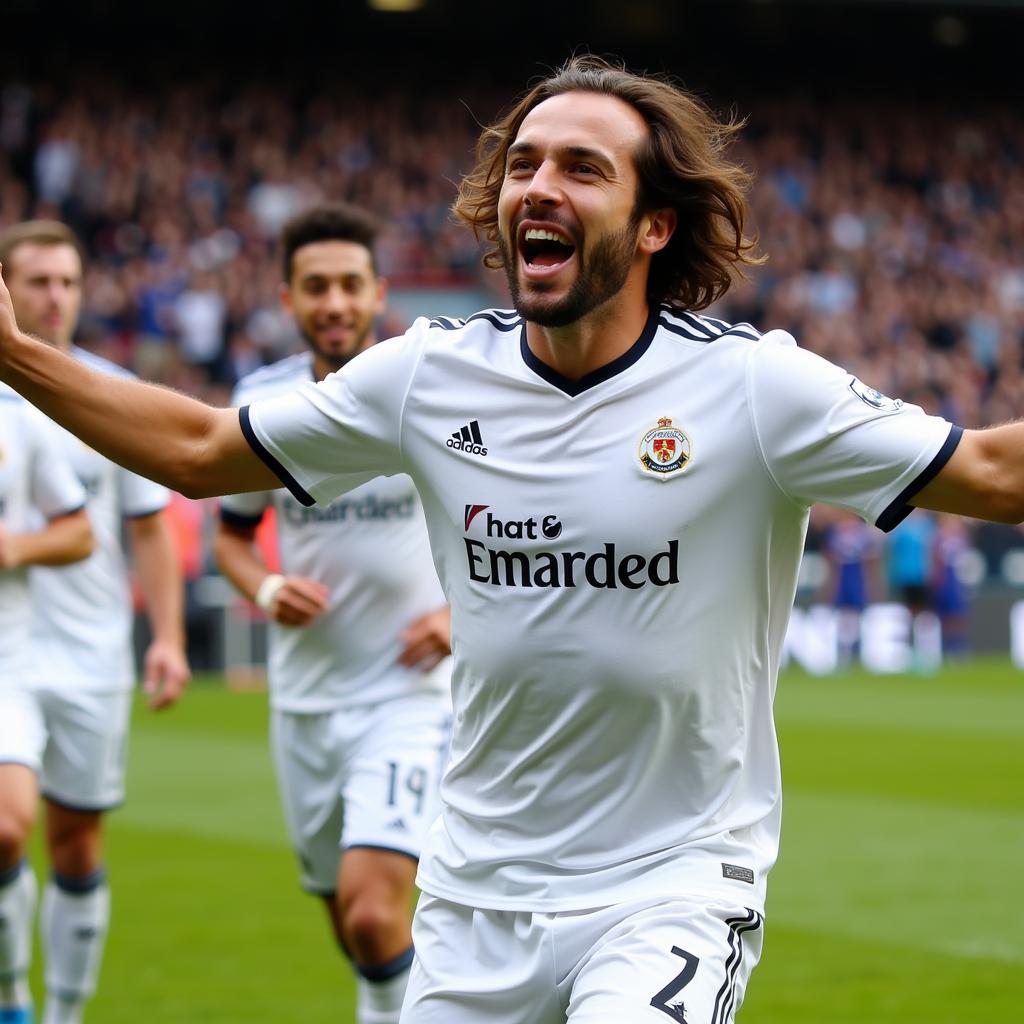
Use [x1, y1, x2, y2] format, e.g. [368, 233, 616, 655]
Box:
[875, 424, 963, 533]
[219, 507, 265, 529]
[238, 406, 315, 508]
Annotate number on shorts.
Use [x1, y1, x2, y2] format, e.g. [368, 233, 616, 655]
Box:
[650, 946, 700, 1023]
[385, 761, 428, 815]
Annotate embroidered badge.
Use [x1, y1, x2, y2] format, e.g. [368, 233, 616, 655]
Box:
[849, 377, 903, 412]
[638, 417, 691, 479]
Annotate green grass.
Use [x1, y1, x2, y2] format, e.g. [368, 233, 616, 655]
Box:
[25, 661, 1024, 1022]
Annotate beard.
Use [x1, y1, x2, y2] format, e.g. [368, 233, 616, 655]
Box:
[299, 318, 373, 374]
[500, 212, 641, 328]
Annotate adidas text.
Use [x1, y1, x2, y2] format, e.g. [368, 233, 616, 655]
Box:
[447, 437, 488, 456]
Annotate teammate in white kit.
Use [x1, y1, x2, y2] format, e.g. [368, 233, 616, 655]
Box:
[214, 203, 451, 1024]
[0, 56, 1020, 1022]
[0, 222, 190, 1024]
[0, 392, 93, 1024]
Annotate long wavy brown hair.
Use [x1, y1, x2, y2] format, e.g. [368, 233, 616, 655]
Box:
[454, 55, 763, 311]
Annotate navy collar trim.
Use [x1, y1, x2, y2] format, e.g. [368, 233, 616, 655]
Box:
[519, 305, 660, 397]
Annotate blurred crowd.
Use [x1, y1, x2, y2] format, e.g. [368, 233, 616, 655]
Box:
[1, 75, 1021, 430]
[3, 71, 1023, 656]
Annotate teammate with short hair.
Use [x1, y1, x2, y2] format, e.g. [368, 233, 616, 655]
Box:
[213, 202, 451, 1024]
[0, 393, 93, 1024]
[0, 222, 190, 1024]
[0, 56, 1020, 1021]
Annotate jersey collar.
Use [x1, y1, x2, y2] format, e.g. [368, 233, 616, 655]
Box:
[519, 304, 660, 397]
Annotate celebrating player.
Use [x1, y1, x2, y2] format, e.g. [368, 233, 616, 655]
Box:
[0, 56, 1018, 1022]
[0, 393, 94, 1024]
[0, 222, 190, 1024]
[213, 202, 451, 1024]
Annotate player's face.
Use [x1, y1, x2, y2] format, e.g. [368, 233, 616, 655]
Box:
[3, 242, 82, 349]
[497, 91, 649, 328]
[282, 240, 386, 375]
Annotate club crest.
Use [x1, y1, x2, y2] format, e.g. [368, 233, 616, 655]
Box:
[638, 417, 691, 479]
[849, 376, 903, 412]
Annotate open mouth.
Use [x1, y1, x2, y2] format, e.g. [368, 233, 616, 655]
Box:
[520, 226, 577, 270]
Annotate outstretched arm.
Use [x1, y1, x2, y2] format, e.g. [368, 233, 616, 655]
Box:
[914, 426, 1024, 523]
[0, 271, 278, 498]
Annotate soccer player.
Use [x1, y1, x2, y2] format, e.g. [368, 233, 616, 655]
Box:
[213, 203, 451, 1024]
[0, 222, 190, 1024]
[0, 392, 93, 1024]
[0, 56, 1020, 1022]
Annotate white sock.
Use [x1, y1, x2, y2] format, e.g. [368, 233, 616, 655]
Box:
[0, 861, 36, 1010]
[356, 947, 414, 1024]
[40, 869, 110, 1024]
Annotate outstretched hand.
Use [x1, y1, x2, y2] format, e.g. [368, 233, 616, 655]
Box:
[398, 606, 452, 673]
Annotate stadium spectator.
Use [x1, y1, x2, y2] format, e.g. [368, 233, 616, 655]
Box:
[885, 511, 937, 618]
[213, 203, 451, 1024]
[0, 220, 190, 1024]
[820, 508, 882, 666]
[0, 393, 93, 1024]
[931, 512, 973, 657]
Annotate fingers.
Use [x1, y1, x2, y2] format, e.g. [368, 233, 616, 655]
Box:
[271, 576, 330, 627]
[143, 644, 191, 711]
[398, 607, 452, 671]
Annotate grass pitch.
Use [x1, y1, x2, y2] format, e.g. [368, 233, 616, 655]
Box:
[28, 660, 1024, 1022]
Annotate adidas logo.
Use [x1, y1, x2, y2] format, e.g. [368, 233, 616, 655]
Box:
[385, 817, 409, 832]
[446, 419, 488, 457]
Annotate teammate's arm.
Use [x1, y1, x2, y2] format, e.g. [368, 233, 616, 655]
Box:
[129, 511, 191, 710]
[213, 520, 329, 627]
[0, 509, 93, 568]
[0, 276, 276, 498]
[914, 426, 1024, 523]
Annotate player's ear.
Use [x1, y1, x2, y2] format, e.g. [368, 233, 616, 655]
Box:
[638, 207, 677, 255]
[279, 282, 293, 315]
[375, 275, 388, 315]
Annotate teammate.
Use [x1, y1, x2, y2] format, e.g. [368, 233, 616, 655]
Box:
[213, 203, 451, 1024]
[0, 56, 1020, 1022]
[0, 222, 190, 1024]
[0, 392, 93, 1024]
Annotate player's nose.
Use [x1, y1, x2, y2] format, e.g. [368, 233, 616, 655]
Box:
[524, 160, 563, 207]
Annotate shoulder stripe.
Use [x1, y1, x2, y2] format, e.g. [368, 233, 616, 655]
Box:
[430, 316, 465, 331]
[660, 306, 762, 342]
[431, 311, 521, 333]
[467, 311, 521, 332]
[659, 316, 761, 345]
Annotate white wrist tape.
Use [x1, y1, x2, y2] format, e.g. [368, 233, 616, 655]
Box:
[254, 574, 285, 612]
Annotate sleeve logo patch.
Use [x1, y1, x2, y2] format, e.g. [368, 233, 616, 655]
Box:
[849, 377, 903, 412]
[638, 417, 692, 479]
[721, 863, 755, 884]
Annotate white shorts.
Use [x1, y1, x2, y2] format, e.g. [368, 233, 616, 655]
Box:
[270, 693, 451, 894]
[0, 684, 132, 811]
[404, 893, 764, 1024]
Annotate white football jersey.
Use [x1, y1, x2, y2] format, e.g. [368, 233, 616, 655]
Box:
[29, 348, 170, 692]
[221, 352, 448, 712]
[244, 305, 959, 912]
[0, 386, 86, 681]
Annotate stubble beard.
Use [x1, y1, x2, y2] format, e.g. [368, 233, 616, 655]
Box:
[500, 215, 641, 329]
[300, 319, 373, 375]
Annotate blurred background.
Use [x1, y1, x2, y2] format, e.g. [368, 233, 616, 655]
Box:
[5, 4, 1023, 1022]
[4, 0, 1024, 668]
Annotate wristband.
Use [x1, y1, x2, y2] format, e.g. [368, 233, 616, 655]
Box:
[254, 573, 285, 612]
